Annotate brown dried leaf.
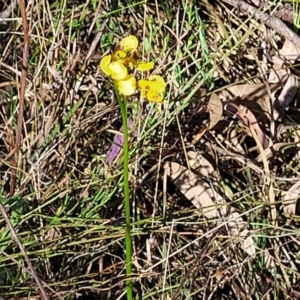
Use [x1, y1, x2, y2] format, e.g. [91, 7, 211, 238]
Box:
[237, 104, 270, 149]
[207, 93, 223, 130]
[282, 181, 300, 216]
[268, 40, 298, 117]
[187, 151, 216, 179]
[277, 74, 298, 108]
[241, 229, 256, 257]
[165, 158, 256, 255]
[222, 82, 281, 102]
[224, 103, 270, 149]
[220, 82, 282, 123]
[268, 60, 287, 84]
[268, 39, 298, 74]
[280, 39, 300, 64]
[164, 161, 226, 219]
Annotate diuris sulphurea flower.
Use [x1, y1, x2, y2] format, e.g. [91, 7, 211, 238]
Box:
[138, 75, 166, 102]
[100, 35, 159, 97]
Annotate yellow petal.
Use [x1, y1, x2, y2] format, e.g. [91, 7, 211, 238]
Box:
[117, 75, 137, 96]
[138, 75, 166, 93]
[108, 61, 128, 80]
[136, 61, 154, 71]
[149, 75, 165, 82]
[149, 75, 167, 89]
[138, 79, 166, 93]
[146, 90, 163, 103]
[114, 50, 127, 60]
[120, 35, 138, 52]
[148, 75, 166, 92]
[100, 55, 112, 75]
[137, 79, 149, 90]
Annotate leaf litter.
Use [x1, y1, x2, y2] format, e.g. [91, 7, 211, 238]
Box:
[3, 0, 300, 299]
[164, 152, 256, 257]
[164, 16, 300, 297]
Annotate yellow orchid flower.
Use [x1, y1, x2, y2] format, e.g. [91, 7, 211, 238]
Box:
[138, 75, 166, 102]
[99, 35, 161, 98]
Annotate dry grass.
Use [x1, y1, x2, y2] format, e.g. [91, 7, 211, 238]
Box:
[1, 0, 300, 299]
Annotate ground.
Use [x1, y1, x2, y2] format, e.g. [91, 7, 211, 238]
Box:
[1, 0, 300, 299]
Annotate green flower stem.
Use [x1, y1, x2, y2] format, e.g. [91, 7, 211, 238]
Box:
[114, 82, 132, 300]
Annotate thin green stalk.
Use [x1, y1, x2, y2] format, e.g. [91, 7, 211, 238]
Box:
[114, 82, 132, 300]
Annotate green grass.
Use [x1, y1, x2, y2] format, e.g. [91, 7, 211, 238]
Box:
[1, 0, 300, 299]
